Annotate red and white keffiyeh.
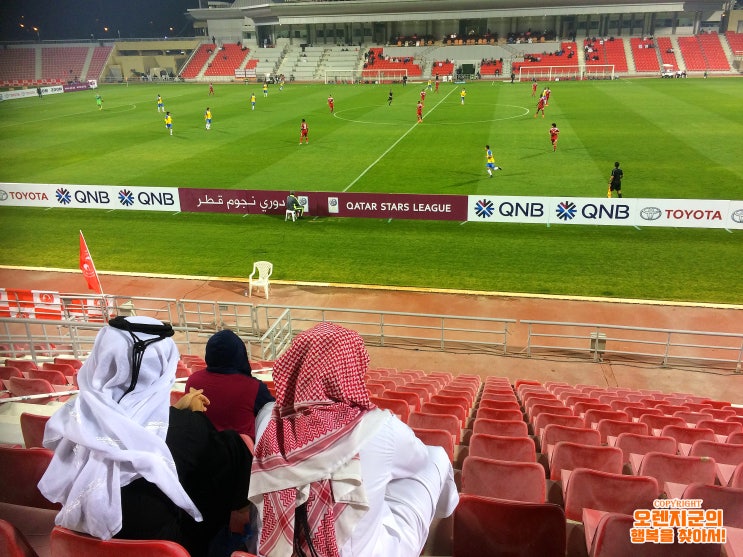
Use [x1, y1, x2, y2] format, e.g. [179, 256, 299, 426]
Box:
[249, 322, 385, 557]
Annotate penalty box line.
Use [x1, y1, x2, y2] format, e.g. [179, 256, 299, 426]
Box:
[343, 86, 458, 192]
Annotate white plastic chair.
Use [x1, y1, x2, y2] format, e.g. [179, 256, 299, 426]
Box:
[248, 261, 273, 299]
[285, 209, 296, 222]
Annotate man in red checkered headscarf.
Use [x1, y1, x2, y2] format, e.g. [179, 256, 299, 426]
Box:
[249, 322, 458, 557]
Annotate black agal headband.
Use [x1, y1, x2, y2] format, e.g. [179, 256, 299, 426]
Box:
[108, 316, 175, 401]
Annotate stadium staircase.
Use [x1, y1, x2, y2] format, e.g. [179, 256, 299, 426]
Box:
[623, 38, 637, 73]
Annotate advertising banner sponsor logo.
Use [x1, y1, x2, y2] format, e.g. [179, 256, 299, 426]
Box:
[327, 192, 466, 220]
[178, 189, 291, 214]
[635, 199, 738, 229]
[467, 196, 634, 225]
[0, 183, 180, 211]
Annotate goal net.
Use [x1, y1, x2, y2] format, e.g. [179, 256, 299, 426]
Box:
[324, 68, 408, 85]
[517, 64, 614, 82]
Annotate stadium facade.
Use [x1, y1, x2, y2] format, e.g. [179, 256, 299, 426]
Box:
[188, 0, 734, 48]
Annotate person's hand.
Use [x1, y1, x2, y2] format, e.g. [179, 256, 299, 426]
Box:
[174, 388, 210, 412]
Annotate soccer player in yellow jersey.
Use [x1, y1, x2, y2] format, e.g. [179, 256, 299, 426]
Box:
[250, 93, 256, 110]
[204, 107, 212, 130]
[485, 145, 502, 177]
[460, 88, 466, 105]
[263, 82, 268, 97]
[156, 94, 164, 113]
[164, 111, 173, 135]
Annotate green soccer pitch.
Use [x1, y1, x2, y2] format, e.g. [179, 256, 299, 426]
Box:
[0, 78, 741, 303]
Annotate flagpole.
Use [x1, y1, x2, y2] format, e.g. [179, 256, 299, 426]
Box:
[79, 230, 105, 296]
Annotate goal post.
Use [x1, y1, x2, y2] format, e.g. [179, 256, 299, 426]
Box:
[324, 68, 408, 85]
[517, 64, 614, 82]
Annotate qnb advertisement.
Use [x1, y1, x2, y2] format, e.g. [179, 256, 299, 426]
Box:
[466, 196, 743, 229]
[0, 183, 180, 211]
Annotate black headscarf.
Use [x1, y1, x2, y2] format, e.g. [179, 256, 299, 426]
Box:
[205, 329, 252, 376]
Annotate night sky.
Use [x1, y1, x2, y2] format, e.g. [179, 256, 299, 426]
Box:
[1, 0, 201, 42]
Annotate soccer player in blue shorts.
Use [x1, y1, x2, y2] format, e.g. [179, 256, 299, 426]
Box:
[485, 145, 502, 177]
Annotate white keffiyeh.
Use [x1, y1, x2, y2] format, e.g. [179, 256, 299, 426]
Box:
[38, 316, 202, 540]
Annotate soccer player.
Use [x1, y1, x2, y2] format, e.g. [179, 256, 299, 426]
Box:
[435, 74, 440, 93]
[156, 94, 164, 112]
[416, 101, 423, 123]
[164, 111, 173, 135]
[420, 89, 426, 105]
[485, 145, 502, 177]
[208, 82, 215, 96]
[263, 82, 268, 97]
[544, 87, 552, 105]
[250, 93, 256, 110]
[427, 78, 433, 91]
[549, 123, 559, 151]
[96, 94, 103, 110]
[531, 80, 538, 97]
[535, 95, 546, 118]
[279, 78, 285, 91]
[299, 118, 309, 144]
[460, 88, 466, 105]
[328, 94, 334, 113]
[608, 161, 624, 198]
[387, 90, 393, 106]
[204, 107, 212, 130]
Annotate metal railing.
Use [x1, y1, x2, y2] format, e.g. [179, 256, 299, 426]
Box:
[523, 320, 743, 371]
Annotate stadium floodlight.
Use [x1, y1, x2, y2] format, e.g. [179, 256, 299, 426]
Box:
[517, 64, 614, 82]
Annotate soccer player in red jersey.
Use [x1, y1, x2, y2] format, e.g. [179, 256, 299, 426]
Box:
[299, 118, 309, 144]
[535, 96, 546, 118]
[420, 89, 426, 105]
[416, 101, 423, 123]
[549, 123, 560, 151]
[435, 75, 440, 93]
[328, 94, 334, 113]
[531, 80, 538, 97]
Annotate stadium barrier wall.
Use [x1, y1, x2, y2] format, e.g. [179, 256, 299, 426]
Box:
[1, 182, 742, 230]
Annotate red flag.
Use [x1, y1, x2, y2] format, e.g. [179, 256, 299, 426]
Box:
[79, 231, 103, 294]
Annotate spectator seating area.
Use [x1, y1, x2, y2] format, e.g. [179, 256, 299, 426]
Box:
[630, 38, 661, 72]
[726, 31, 743, 55]
[2, 348, 743, 556]
[362, 47, 422, 77]
[478, 59, 502, 76]
[0, 45, 112, 88]
[511, 42, 578, 73]
[431, 60, 455, 76]
[678, 32, 730, 71]
[180, 43, 217, 79]
[204, 44, 252, 77]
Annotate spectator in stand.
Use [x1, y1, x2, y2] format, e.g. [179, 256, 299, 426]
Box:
[38, 317, 252, 557]
[249, 323, 458, 557]
[185, 329, 274, 440]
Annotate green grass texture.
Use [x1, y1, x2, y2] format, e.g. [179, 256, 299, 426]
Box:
[0, 79, 741, 304]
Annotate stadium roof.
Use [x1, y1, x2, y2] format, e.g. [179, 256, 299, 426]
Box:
[189, 0, 725, 26]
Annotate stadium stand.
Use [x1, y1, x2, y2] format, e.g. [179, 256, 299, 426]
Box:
[41, 47, 88, 84]
[629, 38, 660, 72]
[0, 48, 36, 86]
[697, 32, 731, 71]
[656, 36, 680, 71]
[180, 43, 216, 79]
[601, 38, 628, 72]
[86, 46, 114, 81]
[204, 44, 250, 77]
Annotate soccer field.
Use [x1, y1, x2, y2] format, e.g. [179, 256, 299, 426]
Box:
[0, 78, 741, 303]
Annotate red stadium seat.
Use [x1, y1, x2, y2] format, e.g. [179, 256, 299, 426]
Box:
[0, 519, 39, 557]
[370, 395, 410, 423]
[453, 494, 565, 557]
[469, 433, 536, 463]
[28, 368, 68, 386]
[696, 419, 742, 438]
[563, 468, 659, 522]
[541, 424, 601, 456]
[681, 482, 743, 529]
[408, 412, 461, 444]
[548, 442, 623, 481]
[461, 457, 546, 503]
[637, 452, 716, 497]
[0, 446, 59, 509]
[411, 427, 454, 461]
[471, 418, 528, 438]
[50, 526, 191, 557]
[19, 413, 50, 449]
[596, 419, 648, 444]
